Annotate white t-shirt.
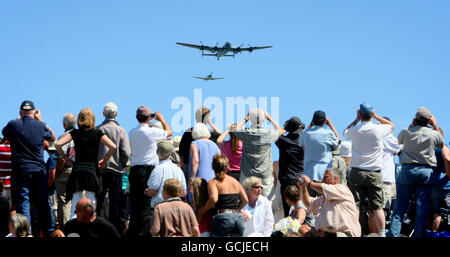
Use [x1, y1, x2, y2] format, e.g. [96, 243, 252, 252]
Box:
[129, 123, 167, 166]
[343, 121, 392, 171]
[381, 134, 403, 184]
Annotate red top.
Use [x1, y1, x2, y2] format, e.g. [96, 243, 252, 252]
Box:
[0, 142, 12, 189]
[198, 212, 212, 233]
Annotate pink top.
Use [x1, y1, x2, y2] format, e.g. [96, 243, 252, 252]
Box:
[309, 184, 361, 237]
[220, 140, 243, 171]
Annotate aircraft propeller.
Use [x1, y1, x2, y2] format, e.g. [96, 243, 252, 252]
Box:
[233, 43, 244, 54]
[211, 42, 219, 53]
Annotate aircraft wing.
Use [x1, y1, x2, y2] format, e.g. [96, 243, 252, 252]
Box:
[238, 45, 273, 52]
[211, 77, 225, 80]
[193, 77, 207, 80]
[176, 42, 215, 52]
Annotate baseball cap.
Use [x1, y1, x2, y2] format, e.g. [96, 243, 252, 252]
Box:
[136, 105, 151, 118]
[415, 107, 431, 121]
[312, 111, 326, 125]
[20, 100, 35, 111]
[359, 102, 373, 119]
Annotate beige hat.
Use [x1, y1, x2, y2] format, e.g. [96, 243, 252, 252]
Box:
[415, 107, 432, 121]
[173, 136, 182, 151]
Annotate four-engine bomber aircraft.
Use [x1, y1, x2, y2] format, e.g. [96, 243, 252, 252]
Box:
[193, 72, 224, 81]
[176, 41, 272, 60]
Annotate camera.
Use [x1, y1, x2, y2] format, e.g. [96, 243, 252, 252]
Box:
[150, 113, 156, 118]
[299, 177, 305, 183]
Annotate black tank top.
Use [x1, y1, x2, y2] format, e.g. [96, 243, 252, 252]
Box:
[215, 194, 239, 210]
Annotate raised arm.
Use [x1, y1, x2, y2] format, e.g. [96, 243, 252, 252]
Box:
[428, 115, 443, 137]
[298, 175, 311, 209]
[155, 112, 173, 138]
[325, 116, 341, 143]
[265, 111, 286, 136]
[235, 113, 250, 130]
[372, 110, 395, 133]
[343, 109, 361, 137]
[34, 110, 56, 141]
[207, 116, 222, 135]
[216, 124, 231, 149]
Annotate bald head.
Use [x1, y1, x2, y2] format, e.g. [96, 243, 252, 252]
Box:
[75, 198, 96, 223]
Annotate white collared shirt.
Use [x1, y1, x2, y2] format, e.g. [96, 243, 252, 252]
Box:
[129, 123, 167, 166]
[343, 121, 391, 171]
[242, 195, 274, 237]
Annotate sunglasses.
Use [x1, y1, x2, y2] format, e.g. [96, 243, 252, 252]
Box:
[252, 185, 263, 189]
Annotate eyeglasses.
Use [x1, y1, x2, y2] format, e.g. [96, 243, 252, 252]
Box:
[252, 185, 263, 189]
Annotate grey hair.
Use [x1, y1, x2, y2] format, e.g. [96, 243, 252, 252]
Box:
[329, 168, 342, 184]
[63, 113, 77, 129]
[103, 102, 118, 119]
[243, 176, 262, 191]
[10, 214, 31, 237]
[192, 123, 211, 140]
[157, 140, 174, 160]
[249, 109, 266, 128]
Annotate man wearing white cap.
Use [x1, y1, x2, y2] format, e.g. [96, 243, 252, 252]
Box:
[388, 107, 443, 237]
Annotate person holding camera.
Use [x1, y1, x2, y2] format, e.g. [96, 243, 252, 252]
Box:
[127, 105, 172, 237]
[388, 107, 444, 237]
[2, 100, 56, 237]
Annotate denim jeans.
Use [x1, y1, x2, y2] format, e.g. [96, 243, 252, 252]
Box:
[210, 213, 245, 237]
[11, 169, 55, 237]
[388, 164, 433, 237]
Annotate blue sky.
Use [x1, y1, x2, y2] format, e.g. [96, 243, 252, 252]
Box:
[1, 1, 450, 159]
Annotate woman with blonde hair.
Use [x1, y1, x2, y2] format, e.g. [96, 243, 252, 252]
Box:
[7, 214, 32, 237]
[56, 108, 116, 219]
[197, 154, 248, 237]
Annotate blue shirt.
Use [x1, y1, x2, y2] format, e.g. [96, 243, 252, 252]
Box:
[46, 152, 58, 194]
[189, 139, 219, 182]
[299, 126, 339, 182]
[2, 116, 53, 171]
[147, 159, 187, 207]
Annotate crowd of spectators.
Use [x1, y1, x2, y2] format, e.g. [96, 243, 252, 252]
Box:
[1, 100, 449, 238]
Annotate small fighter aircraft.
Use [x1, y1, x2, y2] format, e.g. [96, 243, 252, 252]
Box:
[176, 41, 272, 60]
[193, 72, 225, 81]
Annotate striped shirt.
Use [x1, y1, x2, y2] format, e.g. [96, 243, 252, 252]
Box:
[0, 142, 11, 190]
